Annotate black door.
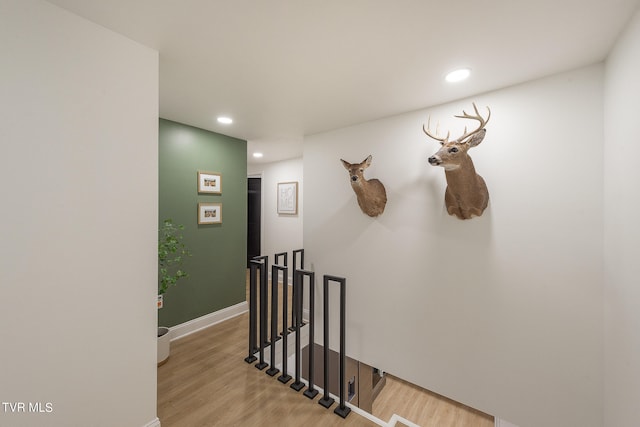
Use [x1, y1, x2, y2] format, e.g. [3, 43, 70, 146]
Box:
[247, 177, 261, 266]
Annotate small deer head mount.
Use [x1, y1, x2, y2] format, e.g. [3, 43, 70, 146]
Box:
[423, 103, 491, 220]
[340, 155, 387, 217]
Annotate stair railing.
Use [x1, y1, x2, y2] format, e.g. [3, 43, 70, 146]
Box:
[244, 249, 350, 419]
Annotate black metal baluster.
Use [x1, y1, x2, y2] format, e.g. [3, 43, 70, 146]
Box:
[301, 270, 318, 399]
[290, 249, 305, 332]
[277, 264, 292, 384]
[319, 275, 351, 418]
[274, 252, 288, 340]
[318, 275, 334, 409]
[290, 271, 305, 392]
[254, 255, 268, 370]
[275, 252, 288, 269]
[293, 249, 304, 271]
[244, 260, 260, 364]
[332, 275, 351, 418]
[266, 264, 284, 377]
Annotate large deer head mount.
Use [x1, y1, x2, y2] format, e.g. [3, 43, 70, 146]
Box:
[423, 103, 491, 220]
[340, 155, 387, 217]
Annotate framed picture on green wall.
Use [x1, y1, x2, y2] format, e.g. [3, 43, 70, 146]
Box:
[198, 171, 222, 194]
[198, 203, 222, 224]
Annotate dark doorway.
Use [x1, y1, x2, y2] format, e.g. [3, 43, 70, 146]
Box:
[247, 177, 261, 266]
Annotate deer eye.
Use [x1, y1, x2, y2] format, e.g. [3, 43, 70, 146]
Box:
[448, 147, 459, 153]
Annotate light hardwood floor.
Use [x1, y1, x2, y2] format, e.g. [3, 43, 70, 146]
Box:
[372, 374, 493, 427]
[158, 273, 494, 426]
[157, 311, 378, 427]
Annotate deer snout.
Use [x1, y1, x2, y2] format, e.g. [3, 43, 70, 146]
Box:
[351, 175, 358, 182]
[428, 156, 441, 166]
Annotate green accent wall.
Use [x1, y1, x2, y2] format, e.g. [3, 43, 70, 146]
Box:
[159, 118, 247, 327]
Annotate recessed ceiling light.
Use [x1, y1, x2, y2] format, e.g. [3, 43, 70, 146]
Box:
[217, 116, 233, 124]
[445, 68, 471, 83]
[253, 152, 263, 158]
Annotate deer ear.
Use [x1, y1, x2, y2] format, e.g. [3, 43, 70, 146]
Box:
[466, 129, 486, 147]
[340, 159, 351, 170]
[363, 155, 372, 167]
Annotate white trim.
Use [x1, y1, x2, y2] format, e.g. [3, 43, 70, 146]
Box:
[388, 414, 421, 427]
[168, 301, 248, 342]
[346, 404, 387, 426]
[266, 273, 296, 286]
[142, 417, 161, 427]
[495, 418, 519, 427]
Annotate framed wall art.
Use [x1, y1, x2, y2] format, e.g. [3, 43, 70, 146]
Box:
[198, 203, 222, 224]
[198, 171, 222, 194]
[277, 181, 298, 215]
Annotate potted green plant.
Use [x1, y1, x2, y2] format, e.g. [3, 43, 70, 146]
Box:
[157, 219, 190, 365]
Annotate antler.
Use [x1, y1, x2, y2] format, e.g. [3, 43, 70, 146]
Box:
[423, 103, 490, 145]
[422, 115, 450, 145]
[453, 103, 491, 143]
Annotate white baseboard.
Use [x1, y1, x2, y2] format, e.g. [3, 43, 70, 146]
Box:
[167, 301, 248, 342]
[495, 418, 519, 427]
[142, 417, 161, 427]
[388, 414, 421, 427]
[270, 276, 296, 290]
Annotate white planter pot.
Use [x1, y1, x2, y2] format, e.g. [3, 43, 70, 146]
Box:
[157, 327, 170, 366]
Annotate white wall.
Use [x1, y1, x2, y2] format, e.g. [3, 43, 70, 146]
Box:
[304, 65, 604, 427]
[0, 1, 158, 426]
[248, 158, 304, 270]
[604, 7, 640, 427]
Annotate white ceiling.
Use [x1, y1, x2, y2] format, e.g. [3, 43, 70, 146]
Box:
[47, 0, 639, 164]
